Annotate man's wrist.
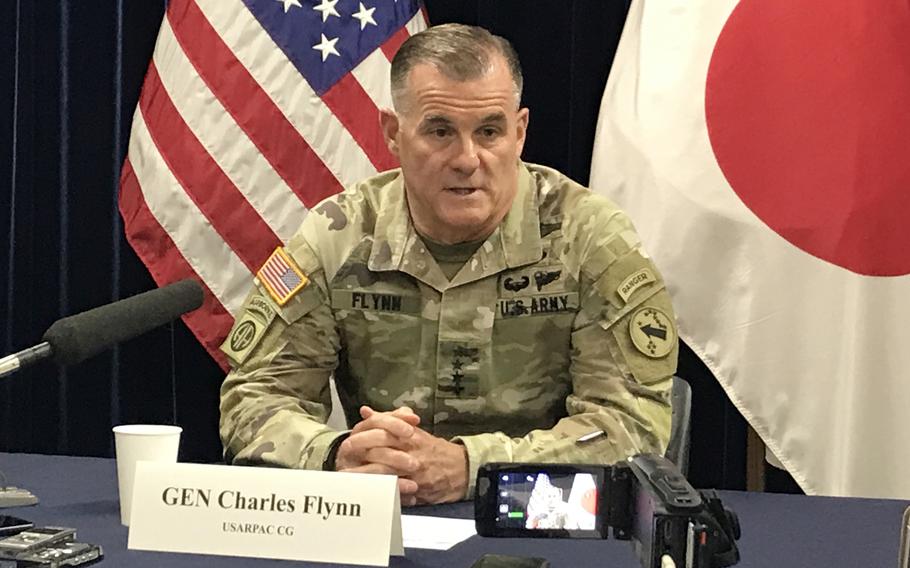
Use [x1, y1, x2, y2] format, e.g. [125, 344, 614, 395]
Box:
[322, 432, 350, 471]
[454, 442, 469, 499]
[451, 433, 513, 498]
[442, 440, 469, 502]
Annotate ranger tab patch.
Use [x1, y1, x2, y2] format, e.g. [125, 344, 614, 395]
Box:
[618, 268, 656, 302]
[257, 247, 308, 306]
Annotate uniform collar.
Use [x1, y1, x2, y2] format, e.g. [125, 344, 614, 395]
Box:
[369, 164, 543, 292]
[494, 163, 544, 269]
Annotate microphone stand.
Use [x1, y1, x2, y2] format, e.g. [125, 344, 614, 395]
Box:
[0, 279, 203, 507]
[0, 343, 52, 379]
[0, 469, 38, 508]
[0, 346, 45, 507]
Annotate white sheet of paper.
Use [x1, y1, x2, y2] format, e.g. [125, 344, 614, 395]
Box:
[401, 515, 476, 550]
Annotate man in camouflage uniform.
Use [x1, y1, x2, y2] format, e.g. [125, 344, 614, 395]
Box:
[220, 23, 677, 506]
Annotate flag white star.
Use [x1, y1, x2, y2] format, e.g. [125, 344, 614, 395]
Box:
[313, 0, 340, 23]
[313, 33, 340, 62]
[352, 3, 378, 30]
[275, 0, 302, 13]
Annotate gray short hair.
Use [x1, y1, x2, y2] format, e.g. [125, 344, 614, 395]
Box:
[390, 23, 523, 112]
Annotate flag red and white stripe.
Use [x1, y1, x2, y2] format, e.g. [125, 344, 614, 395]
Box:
[119, 0, 427, 368]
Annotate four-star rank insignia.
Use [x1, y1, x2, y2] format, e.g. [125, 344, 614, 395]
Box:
[629, 306, 676, 358]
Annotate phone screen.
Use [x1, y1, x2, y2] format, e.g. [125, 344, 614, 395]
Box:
[494, 470, 604, 537]
[0, 516, 33, 537]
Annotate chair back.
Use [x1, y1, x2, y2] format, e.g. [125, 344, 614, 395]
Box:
[665, 376, 692, 475]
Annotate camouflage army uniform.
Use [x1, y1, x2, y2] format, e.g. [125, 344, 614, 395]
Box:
[220, 163, 677, 498]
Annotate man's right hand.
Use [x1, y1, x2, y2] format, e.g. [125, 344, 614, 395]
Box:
[334, 406, 422, 506]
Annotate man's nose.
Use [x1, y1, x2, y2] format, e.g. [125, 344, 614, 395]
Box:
[450, 135, 480, 174]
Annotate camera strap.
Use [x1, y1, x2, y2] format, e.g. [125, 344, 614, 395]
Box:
[698, 490, 741, 568]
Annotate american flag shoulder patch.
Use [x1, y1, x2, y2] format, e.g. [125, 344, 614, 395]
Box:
[256, 248, 308, 306]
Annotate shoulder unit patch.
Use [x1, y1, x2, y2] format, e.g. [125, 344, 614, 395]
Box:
[629, 306, 676, 358]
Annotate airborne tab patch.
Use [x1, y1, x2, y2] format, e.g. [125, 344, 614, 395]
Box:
[257, 248, 308, 306]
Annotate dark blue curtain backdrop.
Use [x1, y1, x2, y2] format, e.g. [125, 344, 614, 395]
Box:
[0, 0, 763, 491]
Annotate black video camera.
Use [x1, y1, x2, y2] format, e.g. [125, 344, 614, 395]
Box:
[474, 454, 741, 568]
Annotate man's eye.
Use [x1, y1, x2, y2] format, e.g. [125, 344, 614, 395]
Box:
[421, 125, 451, 138]
[480, 127, 500, 138]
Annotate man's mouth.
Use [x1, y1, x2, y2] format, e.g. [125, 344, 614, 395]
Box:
[446, 187, 479, 196]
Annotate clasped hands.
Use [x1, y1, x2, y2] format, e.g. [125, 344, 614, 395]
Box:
[333, 406, 468, 506]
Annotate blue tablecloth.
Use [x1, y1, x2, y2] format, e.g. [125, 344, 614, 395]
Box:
[1, 452, 907, 567]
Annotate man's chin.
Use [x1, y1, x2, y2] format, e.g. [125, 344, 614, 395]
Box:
[431, 218, 495, 243]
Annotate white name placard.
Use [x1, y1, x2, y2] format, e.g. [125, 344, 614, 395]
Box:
[128, 462, 403, 566]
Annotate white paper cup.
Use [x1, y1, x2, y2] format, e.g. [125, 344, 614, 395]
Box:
[113, 424, 182, 526]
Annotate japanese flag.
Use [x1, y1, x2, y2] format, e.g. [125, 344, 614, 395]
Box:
[590, 0, 910, 498]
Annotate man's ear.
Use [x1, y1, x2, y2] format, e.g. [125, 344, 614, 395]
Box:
[515, 107, 530, 158]
[379, 109, 400, 157]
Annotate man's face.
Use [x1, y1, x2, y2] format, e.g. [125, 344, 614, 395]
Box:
[381, 56, 529, 244]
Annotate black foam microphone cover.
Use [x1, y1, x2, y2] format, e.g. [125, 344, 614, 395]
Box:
[42, 279, 204, 366]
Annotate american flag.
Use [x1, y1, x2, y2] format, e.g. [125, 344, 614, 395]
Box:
[119, 0, 427, 368]
[257, 248, 307, 306]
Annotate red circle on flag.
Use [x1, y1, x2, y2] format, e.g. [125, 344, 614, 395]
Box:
[705, 0, 910, 276]
[582, 488, 597, 515]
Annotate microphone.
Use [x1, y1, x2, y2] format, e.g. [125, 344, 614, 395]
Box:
[0, 279, 203, 378]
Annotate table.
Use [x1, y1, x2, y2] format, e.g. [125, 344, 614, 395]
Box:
[1, 452, 907, 567]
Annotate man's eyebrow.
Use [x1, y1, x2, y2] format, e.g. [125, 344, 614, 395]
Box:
[480, 113, 507, 125]
[419, 115, 454, 127]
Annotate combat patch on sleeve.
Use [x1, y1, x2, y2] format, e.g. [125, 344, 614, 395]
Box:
[628, 306, 676, 358]
[256, 247, 308, 306]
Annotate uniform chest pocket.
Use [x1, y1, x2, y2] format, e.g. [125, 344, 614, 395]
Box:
[490, 292, 580, 399]
[330, 289, 423, 360]
[493, 292, 579, 362]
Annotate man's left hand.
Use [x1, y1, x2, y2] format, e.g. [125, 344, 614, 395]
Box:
[400, 427, 468, 504]
[359, 407, 468, 504]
